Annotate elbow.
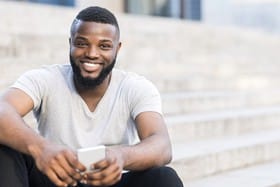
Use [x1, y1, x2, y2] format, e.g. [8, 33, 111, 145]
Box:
[164, 144, 173, 165]
[158, 149, 172, 166]
[158, 141, 173, 166]
[167, 150, 173, 164]
[165, 136, 173, 164]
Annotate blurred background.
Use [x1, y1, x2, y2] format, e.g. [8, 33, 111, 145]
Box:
[6, 0, 280, 34]
[1, 0, 280, 186]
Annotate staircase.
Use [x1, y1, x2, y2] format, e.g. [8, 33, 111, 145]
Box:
[1, 1, 280, 186]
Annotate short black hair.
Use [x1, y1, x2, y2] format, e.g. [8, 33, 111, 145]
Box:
[70, 6, 120, 37]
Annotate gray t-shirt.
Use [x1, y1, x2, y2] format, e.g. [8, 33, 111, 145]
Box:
[12, 64, 162, 149]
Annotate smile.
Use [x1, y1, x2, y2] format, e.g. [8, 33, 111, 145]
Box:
[82, 62, 102, 72]
[84, 62, 99, 67]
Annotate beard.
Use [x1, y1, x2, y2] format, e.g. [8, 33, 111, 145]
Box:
[70, 54, 116, 89]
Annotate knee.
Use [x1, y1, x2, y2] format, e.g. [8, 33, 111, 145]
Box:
[149, 166, 184, 187]
[0, 145, 17, 157]
[0, 145, 24, 164]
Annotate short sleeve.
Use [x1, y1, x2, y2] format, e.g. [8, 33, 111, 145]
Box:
[11, 69, 48, 111]
[127, 76, 162, 119]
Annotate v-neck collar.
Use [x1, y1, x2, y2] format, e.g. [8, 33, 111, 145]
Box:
[69, 69, 115, 117]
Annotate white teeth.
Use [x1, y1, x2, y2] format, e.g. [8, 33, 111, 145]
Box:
[84, 63, 98, 67]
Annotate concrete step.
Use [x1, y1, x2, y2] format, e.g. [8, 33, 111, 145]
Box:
[0, 2, 280, 94]
[1, 29, 280, 75]
[2, 47, 280, 76]
[162, 90, 280, 115]
[1, 1, 280, 62]
[166, 105, 280, 143]
[1, 32, 280, 78]
[1, 2, 280, 70]
[0, 27, 269, 60]
[0, 33, 69, 58]
[169, 129, 280, 183]
[188, 161, 280, 187]
[149, 75, 280, 92]
[2, 57, 280, 92]
[2, 55, 280, 78]
[117, 48, 280, 77]
[2, 57, 280, 109]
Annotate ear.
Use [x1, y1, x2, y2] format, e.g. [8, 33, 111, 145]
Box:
[116, 42, 122, 53]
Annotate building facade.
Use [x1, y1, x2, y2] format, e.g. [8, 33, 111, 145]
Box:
[10, 0, 202, 21]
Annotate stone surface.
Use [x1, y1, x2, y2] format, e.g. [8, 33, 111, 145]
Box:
[170, 129, 280, 182]
[188, 161, 280, 187]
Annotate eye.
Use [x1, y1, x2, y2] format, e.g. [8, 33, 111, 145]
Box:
[100, 44, 112, 50]
[74, 41, 88, 48]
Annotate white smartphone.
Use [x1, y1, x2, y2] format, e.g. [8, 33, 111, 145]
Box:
[77, 145, 106, 171]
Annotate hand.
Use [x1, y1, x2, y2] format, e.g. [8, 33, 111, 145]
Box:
[33, 142, 86, 187]
[82, 147, 124, 186]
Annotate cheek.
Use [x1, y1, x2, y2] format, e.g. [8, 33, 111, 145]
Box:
[105, 50, 118, 61]
[70, 47, 84, 57]
[70, 48, 77, 58]
[104, 56, 115, 65]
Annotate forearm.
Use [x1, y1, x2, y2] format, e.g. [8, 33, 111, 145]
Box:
[0, 102, 46, 156]
[113, 133, 172, 171]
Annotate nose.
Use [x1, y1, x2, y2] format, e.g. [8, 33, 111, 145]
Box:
[86, 45, 100, 58]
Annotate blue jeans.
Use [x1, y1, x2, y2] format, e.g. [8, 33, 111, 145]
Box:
[0, 145, 183, 187]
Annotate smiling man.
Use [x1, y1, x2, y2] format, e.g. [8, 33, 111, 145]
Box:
[0, 6, 183, 187]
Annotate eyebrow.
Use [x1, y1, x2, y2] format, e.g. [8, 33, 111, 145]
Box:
[99, 39, 113, 43]
[74, 36, 113, 43]
[74, 36, 88, 41]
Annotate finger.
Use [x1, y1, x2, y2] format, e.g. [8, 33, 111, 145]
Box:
[87, 159, 121, 184]
[46, 169, 68, 187]
[97, 164, 122, 186]
[92, 158, 112, 171]
[69, 180, 78, 187]
[56, 152, 83, 180]
[63, 150, 86, 173]
[87, 168, 122, 187]
[51, 163, 75, 185]
[104, 170, 122, 186]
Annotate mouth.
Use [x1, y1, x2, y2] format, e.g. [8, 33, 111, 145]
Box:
[81, 61, 103, 72]
[84, 62, 99, 67]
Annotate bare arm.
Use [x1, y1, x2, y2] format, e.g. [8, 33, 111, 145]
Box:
[0, 88, 45, 154]
[0, 88, 85, 186]
[120, 111, 172, 170]
[85, 111, 172, 186]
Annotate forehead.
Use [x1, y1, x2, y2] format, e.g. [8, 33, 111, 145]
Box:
[72, 20, 119, 41]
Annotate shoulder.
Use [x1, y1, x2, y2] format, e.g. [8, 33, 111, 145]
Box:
[112, 68, 160, 100]
[13, 64, 72, 92]
[38, 64, 71, 76]
[113, 68, 156, 89]
[112, 69, 162, 118]
[20, 64, 71, 81]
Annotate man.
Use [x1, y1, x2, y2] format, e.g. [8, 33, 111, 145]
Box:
[0, 6, 183, 187]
